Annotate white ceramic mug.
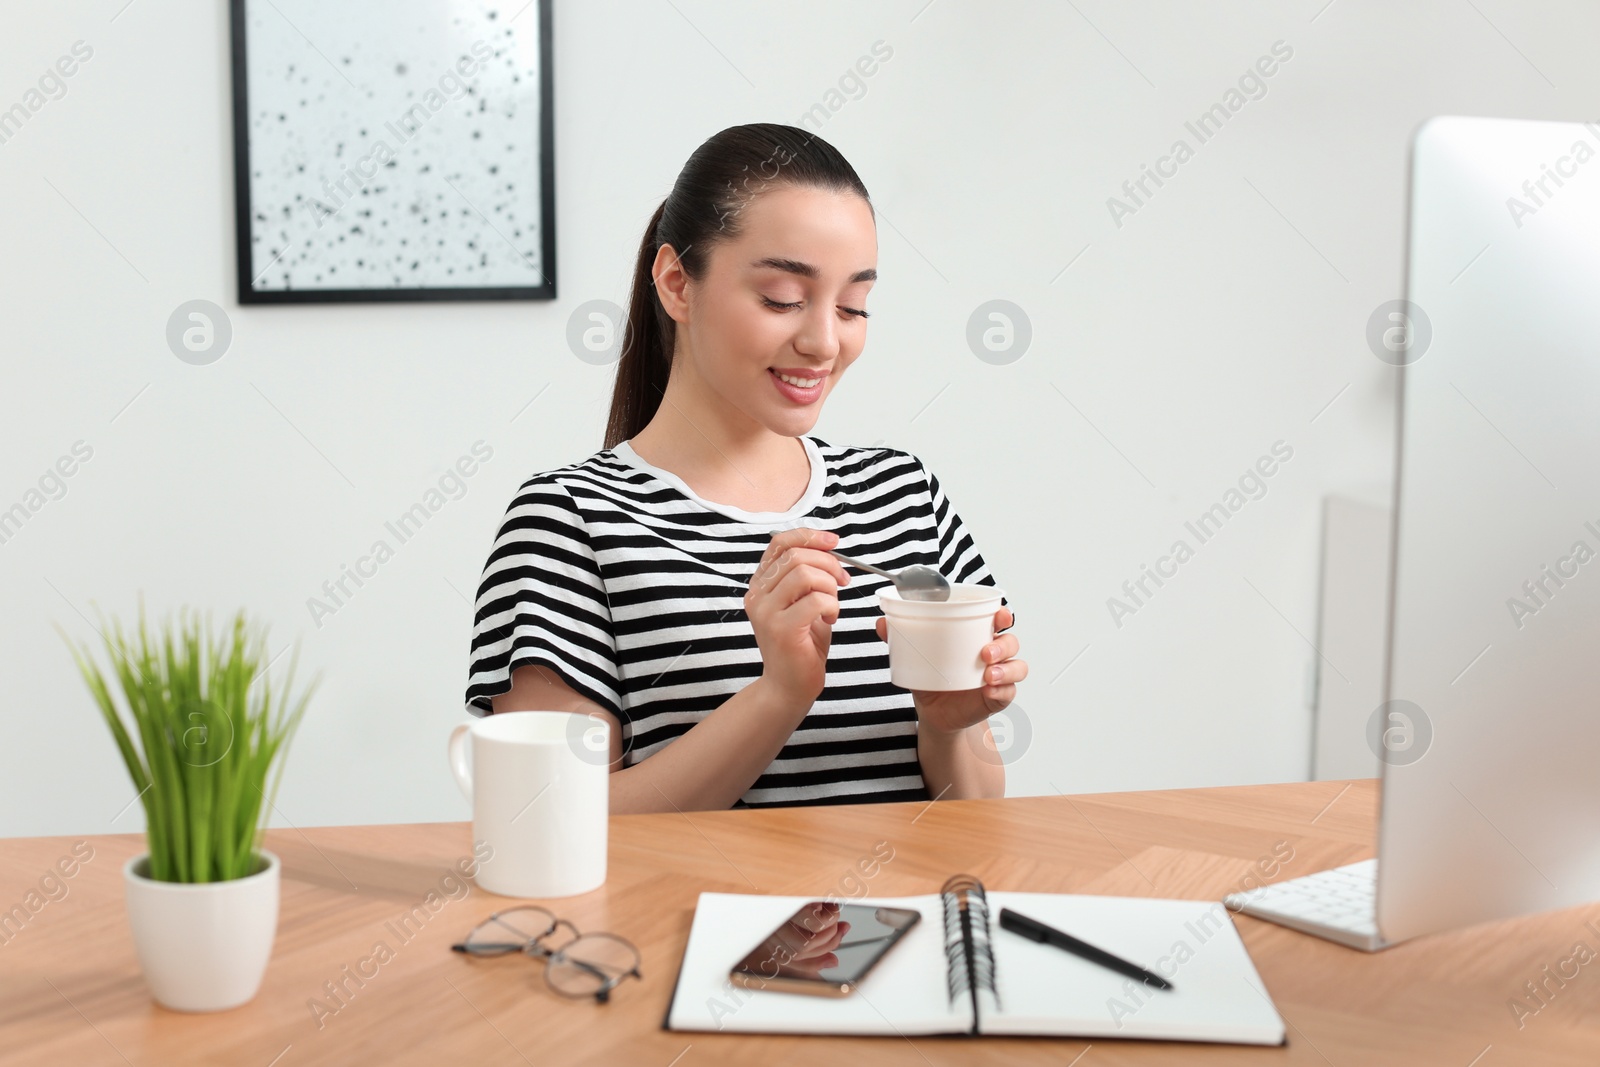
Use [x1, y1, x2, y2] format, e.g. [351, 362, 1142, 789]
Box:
[877, 584, 1007, 691]
[447, 711, 609, 898]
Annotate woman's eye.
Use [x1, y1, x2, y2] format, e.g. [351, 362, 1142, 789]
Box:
[762, 295, 870, 320]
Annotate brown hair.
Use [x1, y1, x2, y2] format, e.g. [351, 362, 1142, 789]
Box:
[603, 123, 872, 449]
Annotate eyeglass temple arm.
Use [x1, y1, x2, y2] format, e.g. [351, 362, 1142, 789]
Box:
[564, 957, 620, 984]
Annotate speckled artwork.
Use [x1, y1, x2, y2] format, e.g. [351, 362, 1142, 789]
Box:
[236, 0, 548, 295]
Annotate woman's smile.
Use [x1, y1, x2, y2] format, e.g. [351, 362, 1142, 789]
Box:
[768, 366, 829, 404]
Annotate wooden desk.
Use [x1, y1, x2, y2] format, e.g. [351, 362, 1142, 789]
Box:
[2, 780, 1596, 1065]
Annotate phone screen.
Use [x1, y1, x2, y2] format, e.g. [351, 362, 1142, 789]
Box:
[731, 901, 921, 992]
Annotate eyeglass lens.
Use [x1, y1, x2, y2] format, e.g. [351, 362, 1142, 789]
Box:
[462, 906, 556, 955]
[546, 932, 641, 997]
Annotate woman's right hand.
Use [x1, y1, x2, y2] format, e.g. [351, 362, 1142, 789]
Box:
[745, 527, 850, 708]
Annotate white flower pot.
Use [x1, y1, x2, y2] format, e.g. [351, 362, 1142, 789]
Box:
[122, 850, 280, 1012]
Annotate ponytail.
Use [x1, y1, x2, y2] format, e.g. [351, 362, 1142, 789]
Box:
[604, 201, 673, 450]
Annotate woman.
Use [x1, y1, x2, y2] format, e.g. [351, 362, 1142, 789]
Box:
[465, 123, 1027, 814]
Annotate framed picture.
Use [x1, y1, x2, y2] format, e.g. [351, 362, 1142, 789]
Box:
[228, 0, 555, 303]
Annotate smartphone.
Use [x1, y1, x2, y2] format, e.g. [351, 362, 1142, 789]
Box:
[729, 900, 921, 997]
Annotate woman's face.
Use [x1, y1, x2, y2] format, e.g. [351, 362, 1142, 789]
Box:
[658, 183, 877, 436]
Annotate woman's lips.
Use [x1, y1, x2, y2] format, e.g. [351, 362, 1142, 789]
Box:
[769, 367, 825, 404]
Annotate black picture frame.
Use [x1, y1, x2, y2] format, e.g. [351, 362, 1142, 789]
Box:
[228, 0, 556, 304]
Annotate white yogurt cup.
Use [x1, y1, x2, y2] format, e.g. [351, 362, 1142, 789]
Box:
[876, 583, 1006, 691]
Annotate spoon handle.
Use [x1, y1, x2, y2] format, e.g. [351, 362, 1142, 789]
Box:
[828, 548, 896, 580]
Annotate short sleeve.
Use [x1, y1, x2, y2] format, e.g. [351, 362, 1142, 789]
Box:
[464, 476, 625, 719]
[915, 456, 1015, 634]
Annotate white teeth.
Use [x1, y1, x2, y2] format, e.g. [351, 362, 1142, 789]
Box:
[774, 371, 822, 388]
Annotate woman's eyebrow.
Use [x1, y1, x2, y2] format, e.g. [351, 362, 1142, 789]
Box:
[750, 256, 876, 284]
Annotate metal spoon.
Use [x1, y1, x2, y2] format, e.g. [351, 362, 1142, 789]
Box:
[828, 549, 951, 602]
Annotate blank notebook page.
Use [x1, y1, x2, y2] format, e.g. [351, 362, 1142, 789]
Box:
[982, 891, 1286, 1043]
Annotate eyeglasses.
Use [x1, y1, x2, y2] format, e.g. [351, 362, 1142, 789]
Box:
[451, 906, 642, 1003]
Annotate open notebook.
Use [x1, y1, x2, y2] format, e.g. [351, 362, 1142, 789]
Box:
[663, 874, 1286, 1045]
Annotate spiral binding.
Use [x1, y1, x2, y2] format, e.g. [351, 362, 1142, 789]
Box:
[940, 873, 999, 1029]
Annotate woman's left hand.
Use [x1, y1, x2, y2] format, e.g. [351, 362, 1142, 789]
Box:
[874, 606, 1026, 734]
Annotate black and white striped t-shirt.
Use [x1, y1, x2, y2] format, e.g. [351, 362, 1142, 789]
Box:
[464, 435, 1012, 808]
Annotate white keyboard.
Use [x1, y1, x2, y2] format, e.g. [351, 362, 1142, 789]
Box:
[1223, 859, 1391, 952]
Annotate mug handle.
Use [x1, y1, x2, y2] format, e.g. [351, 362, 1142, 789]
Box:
[447, 723, 474, 802]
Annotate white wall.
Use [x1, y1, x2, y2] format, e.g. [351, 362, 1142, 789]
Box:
[3, 0, 1592, 837]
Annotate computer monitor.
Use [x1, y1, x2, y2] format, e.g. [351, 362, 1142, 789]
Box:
[1376, 114, 1600, 943]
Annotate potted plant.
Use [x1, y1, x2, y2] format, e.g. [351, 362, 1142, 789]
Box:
[60, 600, 316, 1012]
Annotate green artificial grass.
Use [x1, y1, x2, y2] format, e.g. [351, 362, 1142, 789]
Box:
[60, 599, 317, 883]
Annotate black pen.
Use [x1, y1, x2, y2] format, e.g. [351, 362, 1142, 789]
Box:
[998, 907, 1174, 991]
